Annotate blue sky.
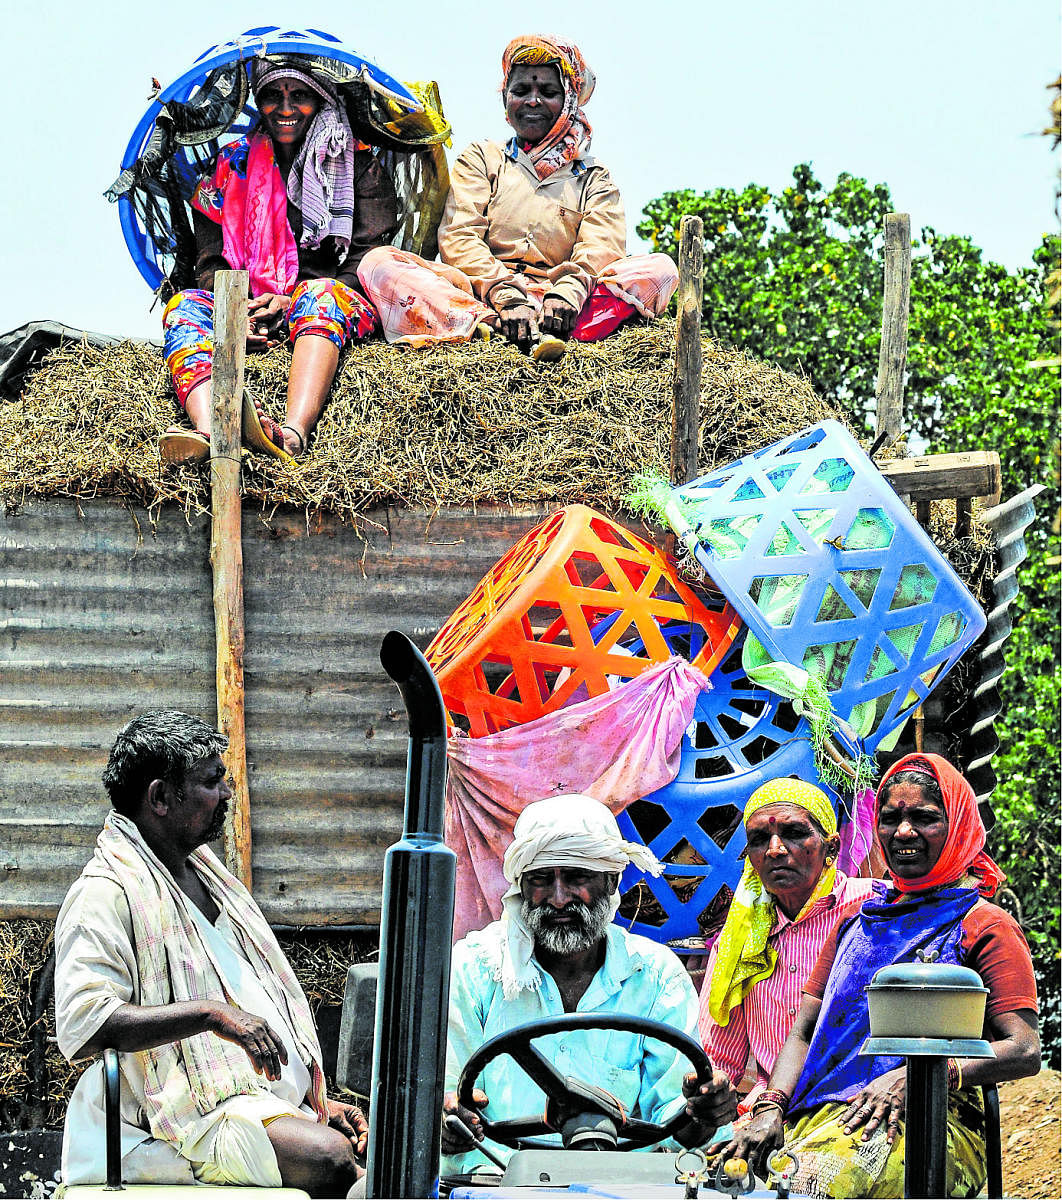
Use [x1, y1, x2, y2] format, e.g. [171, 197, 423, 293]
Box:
[1, 0, 1057, 340]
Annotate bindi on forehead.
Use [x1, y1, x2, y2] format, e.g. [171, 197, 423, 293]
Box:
[767, 815, 777, 825]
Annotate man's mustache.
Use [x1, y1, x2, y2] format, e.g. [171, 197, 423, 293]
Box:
[537, 902, 591, 925]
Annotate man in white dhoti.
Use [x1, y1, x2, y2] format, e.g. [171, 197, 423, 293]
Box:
[55, 710, 366, 1196]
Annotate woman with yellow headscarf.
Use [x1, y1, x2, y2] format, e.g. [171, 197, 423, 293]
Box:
[698, 777, 873, 1120]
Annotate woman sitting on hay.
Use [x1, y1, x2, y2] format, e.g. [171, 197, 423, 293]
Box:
[355, 35, 679, 360]
[159, 57, 399, 464]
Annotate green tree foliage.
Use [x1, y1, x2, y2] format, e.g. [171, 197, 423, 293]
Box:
[640, 168, 1060, 1063]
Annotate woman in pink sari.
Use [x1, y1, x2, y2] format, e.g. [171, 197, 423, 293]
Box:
[357, 36, 678, 360]
[160, 58, 398, 463]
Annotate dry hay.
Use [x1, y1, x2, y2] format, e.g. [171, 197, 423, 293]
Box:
[275, 929, 378, 1011]
[0, 920, 82, 1130]
[0, 321, 842, 524]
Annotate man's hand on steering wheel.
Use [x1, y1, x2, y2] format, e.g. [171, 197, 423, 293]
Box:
[681, 1069, 739, 1140]
[456, 1013, 722, 1153]
[441, 1088, 488, 1155]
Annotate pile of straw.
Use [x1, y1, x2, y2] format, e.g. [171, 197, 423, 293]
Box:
[0, 322, 842, 522]
[0, 920, 80, 1130]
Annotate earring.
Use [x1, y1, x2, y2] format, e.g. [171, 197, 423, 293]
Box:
[825, 856, 834, 865]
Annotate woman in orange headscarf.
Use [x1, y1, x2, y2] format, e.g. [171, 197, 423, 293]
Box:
[355, 35, 678, 359]
[715, 754, 1041, 1198]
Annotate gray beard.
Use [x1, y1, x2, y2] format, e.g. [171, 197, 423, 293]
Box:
[523, 893, 613, 957]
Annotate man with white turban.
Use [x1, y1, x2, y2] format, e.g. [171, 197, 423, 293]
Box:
[441, 795, 736, 1174]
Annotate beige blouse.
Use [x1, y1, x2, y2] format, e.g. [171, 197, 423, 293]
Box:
[438, 139, 626, 312]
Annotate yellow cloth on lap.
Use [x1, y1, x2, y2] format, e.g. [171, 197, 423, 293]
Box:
[783, 1094, 986, 1199]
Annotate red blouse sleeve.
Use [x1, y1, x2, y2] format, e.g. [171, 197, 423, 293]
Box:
[962, 900, 1039, 1019]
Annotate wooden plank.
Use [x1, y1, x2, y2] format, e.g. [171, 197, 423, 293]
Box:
[879, 450, 1001, 503]
[875, 212, 911, 448]
[670, 215, 704, 486]
[210, 269, 252, 891]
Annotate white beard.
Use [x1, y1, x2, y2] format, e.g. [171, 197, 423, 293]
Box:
[523, 893, 613, 956]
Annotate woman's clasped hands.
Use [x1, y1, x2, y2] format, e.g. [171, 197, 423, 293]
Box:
[247, 293, 292, 348]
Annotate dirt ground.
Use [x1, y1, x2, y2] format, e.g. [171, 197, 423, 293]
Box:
[998, 1069, 1060, 1198]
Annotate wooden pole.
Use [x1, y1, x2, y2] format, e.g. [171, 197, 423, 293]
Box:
[874, 212, 911, 449]
[670, 215, 704, 486]
[210, 270, 252, 890]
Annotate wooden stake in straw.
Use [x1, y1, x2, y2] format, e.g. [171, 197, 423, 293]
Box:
[875, 212, 911, 450]
[670, 215, 704, 487]
[210, 269, 252, 890]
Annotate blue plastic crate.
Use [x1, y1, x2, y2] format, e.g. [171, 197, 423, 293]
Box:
[615, 635, 851, 945]
[658, 421, 986, 752]
[113, 28, 421, 290]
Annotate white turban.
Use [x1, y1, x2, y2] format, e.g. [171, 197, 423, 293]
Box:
[497, 795, 661, 999]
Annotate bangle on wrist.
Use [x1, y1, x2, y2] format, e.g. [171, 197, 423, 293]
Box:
[754, 1087, 790, 1115]
[946, 1058, 963, 1091]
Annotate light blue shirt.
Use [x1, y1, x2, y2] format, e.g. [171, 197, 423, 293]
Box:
[443, 921, 699, 1174]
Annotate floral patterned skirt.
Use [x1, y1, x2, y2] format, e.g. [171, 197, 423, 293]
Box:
[781, 1091, 986, 1199]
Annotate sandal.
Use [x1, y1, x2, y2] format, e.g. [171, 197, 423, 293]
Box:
[281, 424, 307, 457]
[242, 388, 294, 463]
[159, 428, 210, 465]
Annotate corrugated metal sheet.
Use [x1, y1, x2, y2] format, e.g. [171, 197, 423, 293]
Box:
[0, 498, 558, 924]
[965, 485, 1046, 827]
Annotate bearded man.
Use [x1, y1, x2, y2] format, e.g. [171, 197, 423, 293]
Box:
[441, 794, 736, 1174]
[54, 710, 367, 1197]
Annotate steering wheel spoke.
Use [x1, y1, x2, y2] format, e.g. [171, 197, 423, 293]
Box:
[507, 1040, 570, 1098]
[486, 1116, 553, 1140]
[617, 1115, 667, 1146]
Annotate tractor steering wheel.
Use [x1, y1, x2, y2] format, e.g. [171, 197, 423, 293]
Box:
[456, 1013, 713, 1151]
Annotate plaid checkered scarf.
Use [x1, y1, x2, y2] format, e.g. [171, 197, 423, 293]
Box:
[84, 811, 327, 1150]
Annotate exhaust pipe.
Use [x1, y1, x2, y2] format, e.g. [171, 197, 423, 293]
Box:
[365, 631, 455, 1199]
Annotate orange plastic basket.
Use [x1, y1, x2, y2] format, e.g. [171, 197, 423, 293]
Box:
[426, 505, 742, 736]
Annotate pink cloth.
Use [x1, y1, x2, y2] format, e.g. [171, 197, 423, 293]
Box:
[595, 253, 679, 320]
[357, 246, 494, 346]
[192, 132, 299, 297]
[446, 656, 711, 942]
[837, 786, 875, 877]
[357, 248, 677, 348]
[698, 871, 874, 1111]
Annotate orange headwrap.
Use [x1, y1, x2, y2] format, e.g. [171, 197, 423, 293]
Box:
[875, 753, 1005, 897]
[500, 35, 595, 179]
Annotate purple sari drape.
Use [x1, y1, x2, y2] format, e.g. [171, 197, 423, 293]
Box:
[789, 880, 981, 1115]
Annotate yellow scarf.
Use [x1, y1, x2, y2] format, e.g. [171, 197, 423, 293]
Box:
[707, 778, 838, 1026]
